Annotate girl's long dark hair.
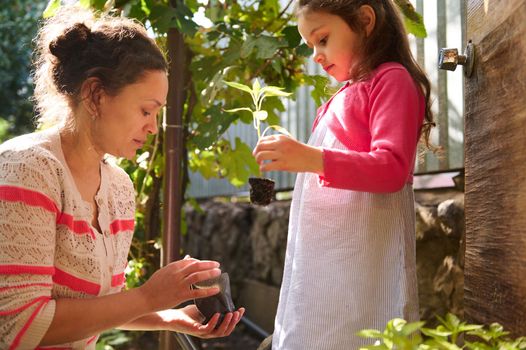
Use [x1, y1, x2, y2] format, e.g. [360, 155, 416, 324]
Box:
[296, 0, 435, 149]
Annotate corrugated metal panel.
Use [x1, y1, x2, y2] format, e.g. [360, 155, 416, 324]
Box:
[187, 0, 464, 198]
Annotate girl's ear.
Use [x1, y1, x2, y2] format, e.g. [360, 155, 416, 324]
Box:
[80, 77, 104, 119]
[359, 5, 376, 37]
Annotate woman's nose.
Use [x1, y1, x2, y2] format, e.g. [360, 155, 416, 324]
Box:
[147, 115, 158, 135]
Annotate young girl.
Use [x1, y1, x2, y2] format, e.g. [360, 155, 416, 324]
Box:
[0, 6, 244, 349]
[253, 1, 434, 349]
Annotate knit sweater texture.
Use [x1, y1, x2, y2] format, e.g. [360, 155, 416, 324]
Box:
[0, 127, 135, 350]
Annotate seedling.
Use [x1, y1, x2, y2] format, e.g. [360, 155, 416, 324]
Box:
[224, 79, 293, 205]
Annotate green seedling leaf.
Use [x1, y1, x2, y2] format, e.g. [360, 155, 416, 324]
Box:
[224, 107, 253, 114]
[260, 86, 293, 97]
[224, 81, 253, 95]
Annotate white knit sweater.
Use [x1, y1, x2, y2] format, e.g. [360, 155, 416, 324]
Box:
[0, 127, 136, 350]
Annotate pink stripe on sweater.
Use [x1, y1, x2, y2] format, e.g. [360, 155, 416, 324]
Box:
[0, 185, 97, 239]
[0, 296, 50, 316]
[9, 298, 50, 350]
[110, 219, 135, 234]
[56, 213, 96, 239]
[0, 283, 53, 292]
[111, 273, 125, 287]
[0, 265, 55, 275]
[53, 267, 100, 295]
[0, 185, 58, 215]
[86, 335, 98, 345]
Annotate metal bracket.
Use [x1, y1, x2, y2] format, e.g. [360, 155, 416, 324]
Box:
[438, 40, 475, 77]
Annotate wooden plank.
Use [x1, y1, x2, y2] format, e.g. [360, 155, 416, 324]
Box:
[465, 0, 526, 335]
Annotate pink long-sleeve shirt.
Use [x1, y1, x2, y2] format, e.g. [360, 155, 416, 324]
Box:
[315, 62, 425, 193]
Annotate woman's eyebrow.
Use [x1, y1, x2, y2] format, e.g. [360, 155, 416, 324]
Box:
[145, 99, 166, 107]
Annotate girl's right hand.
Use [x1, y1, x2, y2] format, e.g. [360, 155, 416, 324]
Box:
[138, 258, 222, 312]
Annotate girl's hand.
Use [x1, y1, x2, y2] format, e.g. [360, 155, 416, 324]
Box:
[138, 258, 222, 312]
[253, 134, 324, 174]
[159, 305, 246, 338]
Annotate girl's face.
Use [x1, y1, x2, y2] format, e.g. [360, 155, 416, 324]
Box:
[298, 11, 363, 82]
[95, 70, 168, 159]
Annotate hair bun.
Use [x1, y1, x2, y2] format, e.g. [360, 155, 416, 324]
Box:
[49, 22, 91, 61]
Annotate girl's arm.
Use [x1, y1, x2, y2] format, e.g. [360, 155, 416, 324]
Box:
[253, 135, 324, 175]
[253, 67, 423, 193]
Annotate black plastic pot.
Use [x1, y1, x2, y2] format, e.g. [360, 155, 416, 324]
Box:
[248, 177, 275, 206]
[193, 272, 235, 326]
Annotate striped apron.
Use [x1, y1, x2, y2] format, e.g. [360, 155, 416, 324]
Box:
[272, 117, 419, 350]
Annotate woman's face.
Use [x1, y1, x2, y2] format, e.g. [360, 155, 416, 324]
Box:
[95, 70, 168, 159]
[298, 11, 363, 82]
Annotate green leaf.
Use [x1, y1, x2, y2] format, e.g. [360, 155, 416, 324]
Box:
[401, 321, 426, 336]
[254, 35, 285, 59]
[189, 149, 218, 179]
[219, 138, 259, 186]
[252, 79, 261, 101]
[224, 107, 253, 114]
[174, 3, 198, 36]
[241, 36, 257, 58]
[303, 74, 332, 106]
[191, 106, 237, 149]
[224, 81, 253, 95]
[296, 43, 313, 57]
[260, 86, 293, 97]
[149, 4, 176, 34]
[421, 327, 452, 338]
[43, 0, 61, 18]
[282, 25, 302, 47]
[394, 0, 427, 38]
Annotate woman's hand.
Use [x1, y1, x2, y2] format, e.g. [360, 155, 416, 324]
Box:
[138, 258, 222, 313]
[158, 305, 246, 338]
[253, 134, 324, 174]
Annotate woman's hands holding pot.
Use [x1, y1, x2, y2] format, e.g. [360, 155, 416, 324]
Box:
[138, 257, 222, 312]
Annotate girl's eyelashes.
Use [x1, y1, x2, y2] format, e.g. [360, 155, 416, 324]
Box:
[319, 36, 328, 46]
[142, 109, 151, 117]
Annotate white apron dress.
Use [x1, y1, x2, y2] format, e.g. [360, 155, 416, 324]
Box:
[271, 116, 419, 350]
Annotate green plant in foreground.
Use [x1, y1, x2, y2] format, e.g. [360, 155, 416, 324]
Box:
[224, 79, 293, 141]
[358, 313, 526, 350]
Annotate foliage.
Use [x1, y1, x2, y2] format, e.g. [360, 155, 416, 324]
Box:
[358, 313, 526, 350]
[0, 0, 47, 142]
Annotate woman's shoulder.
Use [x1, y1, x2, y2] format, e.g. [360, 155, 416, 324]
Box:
[101, 156, 134, 187]
[0, 128, 63, 169]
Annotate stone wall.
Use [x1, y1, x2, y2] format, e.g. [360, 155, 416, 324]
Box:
[183, 189, 465, 326]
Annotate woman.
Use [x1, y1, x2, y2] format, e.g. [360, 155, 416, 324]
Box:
[0, 6, 244, 349]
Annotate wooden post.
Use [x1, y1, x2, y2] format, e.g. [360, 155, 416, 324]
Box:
[465, 0, 526, 336]
[159, 21, 187, 350]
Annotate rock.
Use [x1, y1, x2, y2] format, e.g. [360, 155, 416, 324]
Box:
[437, 198, 465, 239]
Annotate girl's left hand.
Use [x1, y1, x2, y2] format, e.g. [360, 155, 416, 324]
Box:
[159, 305, 245, 338]
[253, 134, 324, 174]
